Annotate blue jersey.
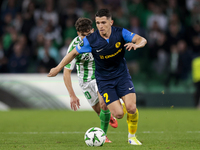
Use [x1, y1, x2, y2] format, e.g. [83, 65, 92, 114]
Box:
[76, 26, 135, 81]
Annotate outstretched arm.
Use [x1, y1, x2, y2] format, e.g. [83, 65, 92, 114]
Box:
[63, 68, 80, 111]
[124, 34, 147, 51]
[48, 48, 79, 77]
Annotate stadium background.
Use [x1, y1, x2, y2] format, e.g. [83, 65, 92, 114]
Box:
[0, 0, 200, 110]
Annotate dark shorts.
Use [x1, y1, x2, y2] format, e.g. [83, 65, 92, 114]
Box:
[97, 73, 135, 105]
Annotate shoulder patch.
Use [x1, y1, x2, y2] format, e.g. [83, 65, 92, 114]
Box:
[77, 45, 81, 50]
[79, 40, 84, 47]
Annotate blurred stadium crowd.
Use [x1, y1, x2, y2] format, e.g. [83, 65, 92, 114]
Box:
[0, 0, 200, 88]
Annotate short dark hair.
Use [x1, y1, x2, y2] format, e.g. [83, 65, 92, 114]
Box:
[75, 18, 93, 33]
[95, 9, 112, 19]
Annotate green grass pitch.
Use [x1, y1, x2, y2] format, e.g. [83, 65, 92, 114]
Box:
[0, 108, 200, 150]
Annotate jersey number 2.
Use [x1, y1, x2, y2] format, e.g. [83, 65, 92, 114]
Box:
[103, 93, 110, 103]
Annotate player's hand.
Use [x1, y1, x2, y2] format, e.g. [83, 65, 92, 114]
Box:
[70, 96, 80, 111]
[47, 67, 60, 77]
[124, 43, 138, 51]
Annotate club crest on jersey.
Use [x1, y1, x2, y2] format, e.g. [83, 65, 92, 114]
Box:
[115, 42, 121, 48]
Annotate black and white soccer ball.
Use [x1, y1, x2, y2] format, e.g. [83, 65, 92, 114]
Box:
[84, 127, 106, 146]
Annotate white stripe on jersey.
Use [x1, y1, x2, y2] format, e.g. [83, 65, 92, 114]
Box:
[64, 36, 95, 83]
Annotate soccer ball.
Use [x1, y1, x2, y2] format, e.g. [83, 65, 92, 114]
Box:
[84, 127, 106, 146]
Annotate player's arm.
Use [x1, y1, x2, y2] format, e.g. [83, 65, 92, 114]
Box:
[48, 37, 92, 77]
[63, 68, 80, 111]
[48, 48, 79, 77]
[122, 28, 147, 51]
[130, 34, 147, 50]
[63, 44, 80, 111]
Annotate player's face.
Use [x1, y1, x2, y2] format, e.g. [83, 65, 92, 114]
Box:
[95, 16, 113, 37]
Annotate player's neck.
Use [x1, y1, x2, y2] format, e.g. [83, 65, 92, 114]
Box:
[100, 28, 111, 39]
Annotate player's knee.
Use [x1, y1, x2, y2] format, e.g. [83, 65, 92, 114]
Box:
[114, 111, 124, 119]
[126, 104, 137, 114]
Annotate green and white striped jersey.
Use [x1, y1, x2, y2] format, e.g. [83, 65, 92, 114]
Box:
[65, 36, 95, 83]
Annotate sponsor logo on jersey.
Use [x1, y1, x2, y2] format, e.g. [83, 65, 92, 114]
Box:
[115, 42, 121, 48]
[99, 48, 122, 59]
[82, 53, 93, 60]
[99, 55, 104, 59]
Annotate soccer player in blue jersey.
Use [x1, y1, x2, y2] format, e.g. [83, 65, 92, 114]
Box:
[48, 9, 147, 145]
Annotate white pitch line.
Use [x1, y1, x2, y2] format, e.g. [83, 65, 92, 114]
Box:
[187, 131, 200, 133]
[0, 131, 199, 134]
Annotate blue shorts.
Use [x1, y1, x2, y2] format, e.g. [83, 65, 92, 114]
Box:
[97, 73, 135, 105]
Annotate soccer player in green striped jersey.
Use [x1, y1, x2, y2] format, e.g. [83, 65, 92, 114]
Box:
[63, 18, 118, 143]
